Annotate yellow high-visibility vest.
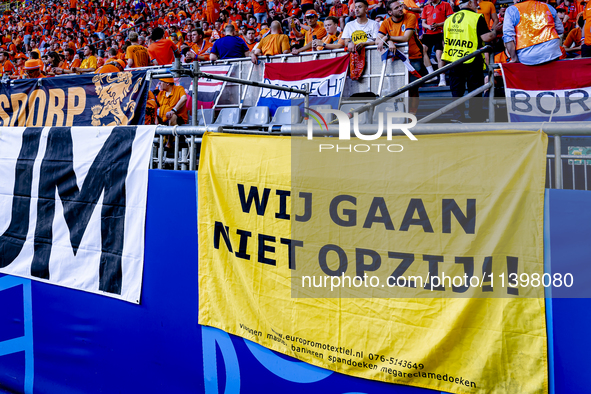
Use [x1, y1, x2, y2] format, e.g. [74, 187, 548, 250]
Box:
[442, 9, 482, 64]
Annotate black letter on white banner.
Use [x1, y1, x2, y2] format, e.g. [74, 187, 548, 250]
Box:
[0, 128, 43, 268]
[31, 126, 135, 295]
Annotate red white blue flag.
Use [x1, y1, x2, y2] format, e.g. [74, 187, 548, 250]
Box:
[501, 59, 591, 122]
[189, 65, 233, 110]
[381, 49, 422, 79]
[257, 56, 349, 115]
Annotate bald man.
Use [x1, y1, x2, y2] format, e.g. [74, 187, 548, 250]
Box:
[250, 21, 291, 63]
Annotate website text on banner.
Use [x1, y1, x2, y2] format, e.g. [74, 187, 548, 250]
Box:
[0, 126, 156, 303]
[198, 131, 549, 394]
[501, 59, 591, 122]
[256, 55, 349, 115]
[0, 70, 149, 127]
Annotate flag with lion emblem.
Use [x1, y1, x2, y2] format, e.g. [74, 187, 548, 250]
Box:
[0, 70, 149, 127]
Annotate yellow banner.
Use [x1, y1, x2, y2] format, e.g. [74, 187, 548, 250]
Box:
[198, 131, 548, 394]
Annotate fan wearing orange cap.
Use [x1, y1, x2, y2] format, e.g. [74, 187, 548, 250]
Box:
[97, 58, 126, 74]
[24, 59, 44, 79]
[156, 78, 188, 126]
[290, 9, 327, 51]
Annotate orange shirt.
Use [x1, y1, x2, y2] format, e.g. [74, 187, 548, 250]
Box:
[207, 0, 221, 23]
[237, 1, 251, 13]
[288, 6, 301, 17]
[0, 60, 15, 76]
[329, 2, 348, 17]
[252, 0, 267, 14]
[494, 51, 509, 63]
[145, 91, 158, 125]
[70, 58, 81, 69]
[477, 0, 496, 28]
[191, 40, 213, 60]
[576, 0, 586, 14]
[242, 38, 257, 51]
[379, 13, 422, 59]
[148, 39, 177, 65]
[23, 23, 34, 35]
[157, 85, 188, 123]
[564, 26, 583, 48]
[256, 33, 290, 55]
[126, 44, 151, 67]
[97, 63, 120, 73]
[259, 27, 270, 37]
[302, 23, 327, 46]
[493, 51, 509, 76]
[96, 15, 108, 31]
[317, 32, 341, 50]
[222, 21, 239, 31]
[585, 2, 591, 45]
[403, 0, 421, 16]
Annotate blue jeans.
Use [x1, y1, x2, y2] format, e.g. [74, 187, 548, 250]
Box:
[254, 12, 267, 23]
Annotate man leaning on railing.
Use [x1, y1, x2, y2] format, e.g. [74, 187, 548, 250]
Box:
[209, 24, 251, 61]
[250, 21, 291, 63]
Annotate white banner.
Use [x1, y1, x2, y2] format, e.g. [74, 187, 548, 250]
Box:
[0, 126, 155, 303]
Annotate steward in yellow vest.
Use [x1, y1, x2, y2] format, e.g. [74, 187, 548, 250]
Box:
[442, 7, 484, 64]
[442, 0, 498, 121]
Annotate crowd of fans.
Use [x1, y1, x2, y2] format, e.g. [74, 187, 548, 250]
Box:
[0, 0, 584, 77]
[0, 0, 586, 122]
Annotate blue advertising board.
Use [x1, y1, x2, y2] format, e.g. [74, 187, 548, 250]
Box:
[0, 171, 588, 394]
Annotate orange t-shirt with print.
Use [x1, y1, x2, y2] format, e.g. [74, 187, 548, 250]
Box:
[379, 13, 422, 59]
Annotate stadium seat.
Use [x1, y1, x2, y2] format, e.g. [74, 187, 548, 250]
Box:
[268, 106, 301, 126]
[301, 105, 335, 123]
[211, 108, 241, 127]
[372, 102, 406, 124]
[239, 106, 270, 127]
[197, 109, 214, 126]
[340, 103, 369, 124]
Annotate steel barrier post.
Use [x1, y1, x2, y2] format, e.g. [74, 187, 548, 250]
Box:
[151, 145, 155, 169]
[181, 148, 188, 171]
[488, 67, 495, 123]
[158, 135, 164, 169]
[554, 136, 562, 189]
[240, 62, 255, 111]
[174, 134, 179, 170]
[192, 61, 199, 127]
[191, 61, 199, 171]
[190, 135, 196, 171]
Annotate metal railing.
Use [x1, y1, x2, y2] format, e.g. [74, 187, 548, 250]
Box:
[144, 46, 591, 192]
[151, 56, 312, 171]
[342, 46, 492, 121]
[135, 45, 409, 111]
[152, 122, 591, 191]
